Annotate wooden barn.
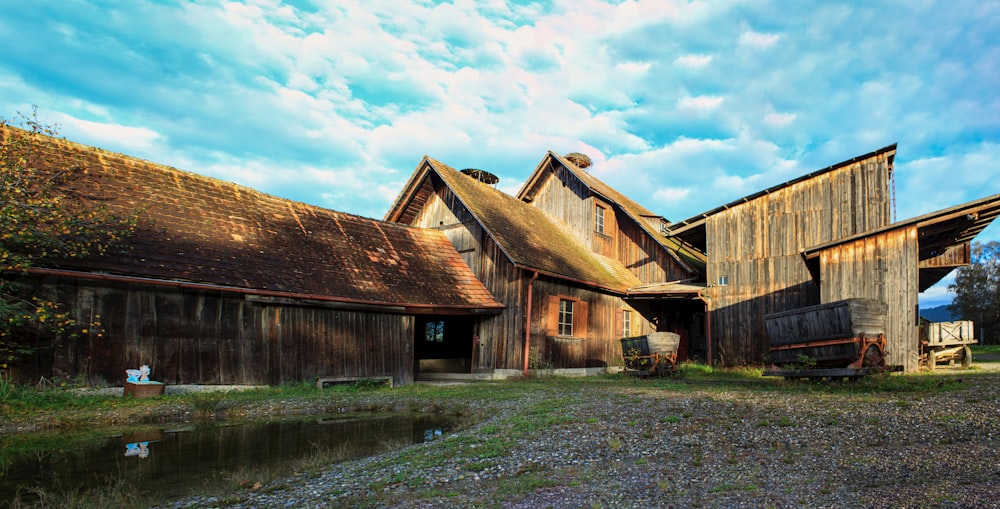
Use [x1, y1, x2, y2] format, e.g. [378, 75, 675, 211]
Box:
[7, 120, 1000, 383]
[385, 153, 703, 375]
[1, 125, 503, 386]
[666, 145, 1000, 370]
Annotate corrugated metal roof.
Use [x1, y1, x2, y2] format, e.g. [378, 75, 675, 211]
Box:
[2, 126, 504, 312]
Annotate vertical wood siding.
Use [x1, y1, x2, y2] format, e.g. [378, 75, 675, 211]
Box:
[410, 179, 523, 371]
[30, 277, 415, 386]
[704, 154, 893, 365]
[526, 166, 692, 284]
[412, 175, 659, 371]
[818, 228, 920, 371]
[528, 279, 648, 369]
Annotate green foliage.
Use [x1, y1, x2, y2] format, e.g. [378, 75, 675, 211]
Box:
[0, 107, 138, 368]
[948, 240, 1000, 344]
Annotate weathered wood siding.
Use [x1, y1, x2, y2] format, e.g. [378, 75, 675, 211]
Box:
[528, 278, 650, 369]
[704, 152, 893, 365]
[409, 177, 522, 371]
[526, 166, 692, 284]
[407, 174, 657, 371]
[22, 277, 416, 386]
[817, 228, 920, 371]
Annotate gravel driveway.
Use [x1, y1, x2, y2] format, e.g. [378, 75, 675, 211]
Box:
[160, 367, 1000, 509]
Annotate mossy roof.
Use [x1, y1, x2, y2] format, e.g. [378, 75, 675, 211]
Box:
[1, 125, 503, 312]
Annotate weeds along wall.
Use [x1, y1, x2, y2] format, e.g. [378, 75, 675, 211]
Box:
[15, 275, 416, 386]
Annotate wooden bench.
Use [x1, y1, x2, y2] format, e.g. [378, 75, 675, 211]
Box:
[315, 376, 392, 389]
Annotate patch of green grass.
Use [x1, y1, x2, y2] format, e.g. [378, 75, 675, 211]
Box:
[494, 471, 559, 497]
[660, 415, 682, 423]
[971, 344, 1000, 355]
[776, 416, 795, 427]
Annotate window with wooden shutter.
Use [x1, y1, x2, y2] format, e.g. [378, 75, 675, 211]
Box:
[546, 295, 588, 338]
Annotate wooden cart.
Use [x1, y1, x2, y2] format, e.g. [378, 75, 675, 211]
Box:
[620, 332, 681, 376]
[920, 320, 976, 370]
[762, 299, 894, 381]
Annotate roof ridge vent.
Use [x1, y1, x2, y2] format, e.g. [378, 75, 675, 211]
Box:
[460, 168, 499, 186]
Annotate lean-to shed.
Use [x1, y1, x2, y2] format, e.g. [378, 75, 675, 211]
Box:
[801, 194, 1000, 371]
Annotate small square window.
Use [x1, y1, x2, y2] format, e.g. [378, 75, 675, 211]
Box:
[424, 321, 445, 342]
[595, 205, 606, 234]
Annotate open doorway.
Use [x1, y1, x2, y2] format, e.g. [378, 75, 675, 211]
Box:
[414, 316, 474, 373]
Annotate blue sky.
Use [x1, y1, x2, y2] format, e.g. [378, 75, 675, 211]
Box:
[3, 1, 999, 308]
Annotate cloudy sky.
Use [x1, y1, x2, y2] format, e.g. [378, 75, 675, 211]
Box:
[2, 0, 999, 308]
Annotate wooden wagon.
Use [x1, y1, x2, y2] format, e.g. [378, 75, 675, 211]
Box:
[762, 298, 894, 381]
[920, 320, 976, 370]
[620, 332, 681, 376]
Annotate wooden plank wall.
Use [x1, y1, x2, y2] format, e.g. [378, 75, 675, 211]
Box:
[528, 278, 647, 369]
[527, 166, 692, 284]
[818, 228, 920, 371]
[704, 153, 893, 365]
[28, 277, 416, 386]
[411, 180, 522, 372]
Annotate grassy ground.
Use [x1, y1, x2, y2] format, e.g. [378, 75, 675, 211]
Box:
[1, 362, 994, 508]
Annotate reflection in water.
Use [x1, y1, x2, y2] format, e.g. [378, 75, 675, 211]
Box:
[124, 442, 151, 458]
[1, 414, 461, 505]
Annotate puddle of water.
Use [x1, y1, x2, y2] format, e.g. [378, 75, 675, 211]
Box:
[0, 413, 461, 504]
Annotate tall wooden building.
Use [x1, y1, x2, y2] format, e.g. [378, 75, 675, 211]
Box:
[666, 146, 898, 365]
[385, 154, 702, 375]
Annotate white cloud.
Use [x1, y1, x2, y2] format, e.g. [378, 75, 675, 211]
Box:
[54, 115, 163, 152]
[738, 30, 780, 49]
[654, 186, 691, 202]
[763, 110, 796, 128]
[675, 54, 713, 68]
[677, 95, 725, 113]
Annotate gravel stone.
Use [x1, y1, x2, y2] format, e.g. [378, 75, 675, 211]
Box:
[157, 372, 1000, 509]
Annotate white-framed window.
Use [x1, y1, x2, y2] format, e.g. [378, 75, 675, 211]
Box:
[595, 204, 606, 234]
[558, 299, 574, 336]
[424, 320, 445, 342]
[622, 309, 632, 338]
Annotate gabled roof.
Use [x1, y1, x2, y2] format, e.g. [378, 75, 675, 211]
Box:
[517, 151, 706, 274]
[386, 156, 644, 293]
[2, 126, 503, 314]
[666, 144, 898, 249]
[801, 193, 1000, 292]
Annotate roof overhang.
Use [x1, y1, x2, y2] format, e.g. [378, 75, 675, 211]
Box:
[626, 280, 706, 300]
[801, 193, 1000, 291]
[23, 267, 506, 316]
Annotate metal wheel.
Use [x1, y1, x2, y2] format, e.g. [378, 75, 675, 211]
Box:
[656, 359, 674, 377]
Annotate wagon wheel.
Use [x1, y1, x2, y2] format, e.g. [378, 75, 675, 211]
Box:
[961, 346, 973, 368]
[861, 342, 885, 368]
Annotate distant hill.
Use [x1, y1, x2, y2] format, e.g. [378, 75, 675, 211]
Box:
[920, 304, 956, 322]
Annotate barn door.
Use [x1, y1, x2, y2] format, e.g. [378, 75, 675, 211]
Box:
[414, 316, 474, 373]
